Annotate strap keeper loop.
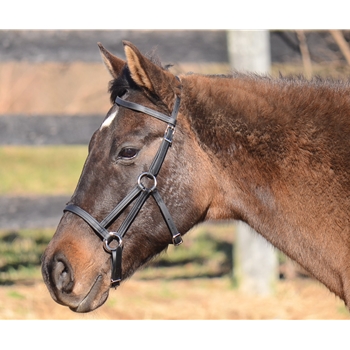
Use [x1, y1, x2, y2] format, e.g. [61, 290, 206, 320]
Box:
[172, 233, 183, 246]
[164, 124, 176, 144]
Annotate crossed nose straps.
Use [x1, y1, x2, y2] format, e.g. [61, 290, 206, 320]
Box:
[64, 89, 183, 288]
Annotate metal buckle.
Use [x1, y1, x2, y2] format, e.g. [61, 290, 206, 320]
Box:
[137, 172, 157, 192]
[164, 125, 176, 144]
[111, 278, 121, 288]
[103, 232, 123, 253]
[172, 233, 183, 246]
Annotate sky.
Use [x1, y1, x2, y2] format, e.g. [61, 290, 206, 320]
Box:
[1, 0, 348, 30]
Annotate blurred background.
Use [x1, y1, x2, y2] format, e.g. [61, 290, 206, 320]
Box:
[1, 29, 350, 320]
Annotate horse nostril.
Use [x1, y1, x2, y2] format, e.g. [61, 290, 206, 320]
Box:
[51, 254, 74, 294]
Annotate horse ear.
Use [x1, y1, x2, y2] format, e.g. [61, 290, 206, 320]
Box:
[122, 40, 181, 100]
[98, 42, 126, 79]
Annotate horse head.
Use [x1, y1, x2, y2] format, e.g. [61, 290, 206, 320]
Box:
[41, 41, 217, 312]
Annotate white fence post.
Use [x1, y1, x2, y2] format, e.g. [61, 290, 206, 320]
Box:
[227, 30, 278, 296]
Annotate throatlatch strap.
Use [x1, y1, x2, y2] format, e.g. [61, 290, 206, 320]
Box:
[152, 190, 183, 245]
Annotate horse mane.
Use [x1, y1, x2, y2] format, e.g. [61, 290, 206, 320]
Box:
[192, 68, 350, 88]
[108, 46, 350, 107]
[175, 68, 350, 182]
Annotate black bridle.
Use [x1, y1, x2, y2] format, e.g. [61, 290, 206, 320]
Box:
[64, 91, 183, 288]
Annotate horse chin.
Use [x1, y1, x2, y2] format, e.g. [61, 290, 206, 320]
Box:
[71, 275, 110, 313]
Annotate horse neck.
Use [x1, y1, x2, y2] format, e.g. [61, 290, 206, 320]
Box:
[180, 74, 278, 157]
[179, 73, 350, 303]
[179, 74, 287, 224]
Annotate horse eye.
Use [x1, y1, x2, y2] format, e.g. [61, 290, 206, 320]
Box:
[117, 147, 139, 160]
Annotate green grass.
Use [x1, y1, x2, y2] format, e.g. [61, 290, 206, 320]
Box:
[0, 145, 87, 196]
[0, 228, 54, 285]
[0, 223, 235, 286]
[135, 222, 235, 281]
[0, 145, 87, 282]
[7, 290, 25, 300]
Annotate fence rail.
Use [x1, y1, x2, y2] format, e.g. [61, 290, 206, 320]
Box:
[0, 196, 69, 230]
[0, 115, 99, 229]
[0, 115, 101, 145]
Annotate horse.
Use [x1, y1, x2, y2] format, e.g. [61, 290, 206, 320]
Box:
[41, 40, 350, 313]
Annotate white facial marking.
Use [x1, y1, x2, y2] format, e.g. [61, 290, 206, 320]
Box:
[100, 110, 117, 130]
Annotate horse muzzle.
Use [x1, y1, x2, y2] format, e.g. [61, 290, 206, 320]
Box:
[41, 250, 110, 313]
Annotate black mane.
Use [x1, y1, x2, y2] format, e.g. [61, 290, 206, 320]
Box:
[108, 65, 137, 103]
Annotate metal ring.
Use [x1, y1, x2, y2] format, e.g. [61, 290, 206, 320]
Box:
[137, 172, 157, 192]
[103, 232, 123, 253]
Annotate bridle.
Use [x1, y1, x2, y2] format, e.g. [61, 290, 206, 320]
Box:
[64, 86, 183, 288]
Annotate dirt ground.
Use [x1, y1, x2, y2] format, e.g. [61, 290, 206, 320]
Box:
[0, 275, 348, 320]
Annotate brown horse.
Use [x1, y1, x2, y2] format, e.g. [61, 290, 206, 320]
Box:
[41, 40, 350, 313]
